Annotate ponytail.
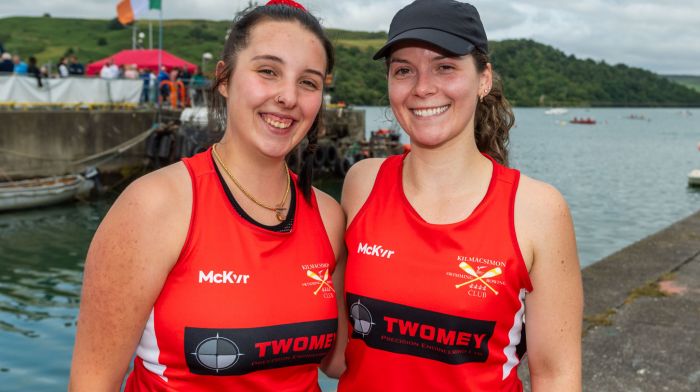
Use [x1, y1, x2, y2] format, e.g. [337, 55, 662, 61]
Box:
[297, 113, 322, 201]
[473, 51, 515, 167]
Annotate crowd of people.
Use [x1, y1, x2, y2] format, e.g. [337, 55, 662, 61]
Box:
[0, 43, 208, 107]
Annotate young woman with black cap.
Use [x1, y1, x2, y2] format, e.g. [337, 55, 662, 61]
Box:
[69, 1, 346, 390]
[332, 0, 583, 390]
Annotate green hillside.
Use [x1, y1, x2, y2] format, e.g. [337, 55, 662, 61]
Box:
[2, 16, 699, 107]
[664, 75, 700, 92]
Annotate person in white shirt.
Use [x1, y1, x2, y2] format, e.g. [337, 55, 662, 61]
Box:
[99, 58, 119, 79]
[58, 57, 69, 78]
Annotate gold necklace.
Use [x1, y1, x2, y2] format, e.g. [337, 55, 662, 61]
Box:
[212, 144, 291, 222]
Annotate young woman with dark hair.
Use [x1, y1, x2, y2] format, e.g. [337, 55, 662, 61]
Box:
[330, 1, 583, 390]
[69, 1, 345, 390]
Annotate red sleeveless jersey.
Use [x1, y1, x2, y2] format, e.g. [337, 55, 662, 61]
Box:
[125, 149, 338, 391]
[339, 154, 532, 391]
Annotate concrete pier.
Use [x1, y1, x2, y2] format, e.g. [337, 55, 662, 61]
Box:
[0, 110, 156, 179]
[520, 210, 700, 391]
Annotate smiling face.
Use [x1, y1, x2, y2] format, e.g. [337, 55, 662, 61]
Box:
[217, 19, 327, 159]
[388, 42, 492, 149]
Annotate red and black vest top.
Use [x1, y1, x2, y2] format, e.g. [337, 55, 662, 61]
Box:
[339, 154, 532, 392]
[125, 149, 337, 391]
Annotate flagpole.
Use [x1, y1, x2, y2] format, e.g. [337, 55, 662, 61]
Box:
[158, 4, 163, 117]
[158, 6, 163, 76]
[149, 20, 153, 49]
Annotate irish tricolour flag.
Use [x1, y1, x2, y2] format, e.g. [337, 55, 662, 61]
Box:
[117, 0, 161, 25]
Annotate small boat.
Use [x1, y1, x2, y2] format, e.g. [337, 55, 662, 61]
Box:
[570, 117, 596, 125]
[689, 169, 700, 187]
[544, 108, 568, 115]
[0, 174, 93, 212]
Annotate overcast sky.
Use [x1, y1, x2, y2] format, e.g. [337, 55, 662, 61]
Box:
[1, 0, 698, 75]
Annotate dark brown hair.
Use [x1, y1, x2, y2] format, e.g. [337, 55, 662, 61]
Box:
[210, 4, 335, 201]
[472, 50, 515, 166]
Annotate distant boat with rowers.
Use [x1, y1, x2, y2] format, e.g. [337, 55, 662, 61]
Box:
[570, 117, 597, 125]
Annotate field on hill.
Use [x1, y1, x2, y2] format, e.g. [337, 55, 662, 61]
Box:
[665, 75, 700, 92]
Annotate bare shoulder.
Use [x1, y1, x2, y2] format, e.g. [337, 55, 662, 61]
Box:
[514, 174, 573, 269]
[114, 162, 191, 222]
[313, 188, 345, 260]
[96, 162, 192, 264]
[516, 174, 569, 219]
[341, 158, 385, 224]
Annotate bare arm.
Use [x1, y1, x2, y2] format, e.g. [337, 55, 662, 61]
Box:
[517, 177, 583, 391]
[69, 164, 191, 391]
[314, 189, 348, 378]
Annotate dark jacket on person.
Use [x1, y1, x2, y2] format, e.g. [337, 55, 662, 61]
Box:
[0, 59, 14, 73]
[69, 62, 85, 75]
[28, 63, 42, 87]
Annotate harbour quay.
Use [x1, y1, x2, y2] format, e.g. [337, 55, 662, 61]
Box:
[520, 209, 700, 391]
[0, 109, 156, 179]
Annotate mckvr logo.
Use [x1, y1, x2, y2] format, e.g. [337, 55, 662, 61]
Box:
[357, 242, 395, 259]
[199, 270, 250, 284]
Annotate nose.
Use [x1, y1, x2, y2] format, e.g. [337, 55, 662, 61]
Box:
[413, 71, 437, 97]
[275, 81, 298, 108]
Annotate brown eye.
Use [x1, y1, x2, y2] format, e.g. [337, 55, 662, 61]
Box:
[258, 68, 276, 77]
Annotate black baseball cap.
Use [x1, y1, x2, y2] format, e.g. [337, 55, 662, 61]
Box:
[373, 0, 488, 60]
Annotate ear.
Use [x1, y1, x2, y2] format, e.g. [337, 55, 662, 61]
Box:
[215, 60, 229, 98]
[479, 63, 493, 94]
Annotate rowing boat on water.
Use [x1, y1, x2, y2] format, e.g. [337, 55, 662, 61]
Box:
[0, 174, 92, 212]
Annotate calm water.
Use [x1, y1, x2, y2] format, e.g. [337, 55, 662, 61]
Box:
[2, 107, 700, 390]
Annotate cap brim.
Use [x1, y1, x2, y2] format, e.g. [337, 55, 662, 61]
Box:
[373, 28, 475, 60]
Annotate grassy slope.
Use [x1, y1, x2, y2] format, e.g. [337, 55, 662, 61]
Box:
[664, 75, 700, 92]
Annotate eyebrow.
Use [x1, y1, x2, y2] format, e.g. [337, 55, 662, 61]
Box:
[389, 55, 461, 64]
[251, 54, 325, 79]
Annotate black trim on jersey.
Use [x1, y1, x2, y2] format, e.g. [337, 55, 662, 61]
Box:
[184, 318, 337, 376]
[212, 154, 295, 232]
[346, 292, 496, 364]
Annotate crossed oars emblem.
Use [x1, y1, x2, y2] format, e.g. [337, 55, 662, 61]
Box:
[306, 269, 335, 295]
[455, 262, 502, 295]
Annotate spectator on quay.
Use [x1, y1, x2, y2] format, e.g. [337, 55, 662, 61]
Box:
[27, 56, 42, 87]
[140, 68, 153, 104]
[178, 67, 191, 105]
[158, 67, 174, 104]
[178, 66, 191, 86]
[99, 58, 119, 79]
[124, 64, 139, 79]
[189, 68, 207, 106]
[68, 55, 85, 76]
[0, 52, 14, 73]
[58, 57, 69, 78]
[157, 66, 169, 84]
[13, 55, 28, 75]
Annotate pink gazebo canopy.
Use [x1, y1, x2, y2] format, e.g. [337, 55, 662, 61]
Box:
[86, 49, 198, 75]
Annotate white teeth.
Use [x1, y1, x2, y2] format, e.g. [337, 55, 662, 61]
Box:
[412, 105, 449, 117]
[264, 116, 292, 129]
